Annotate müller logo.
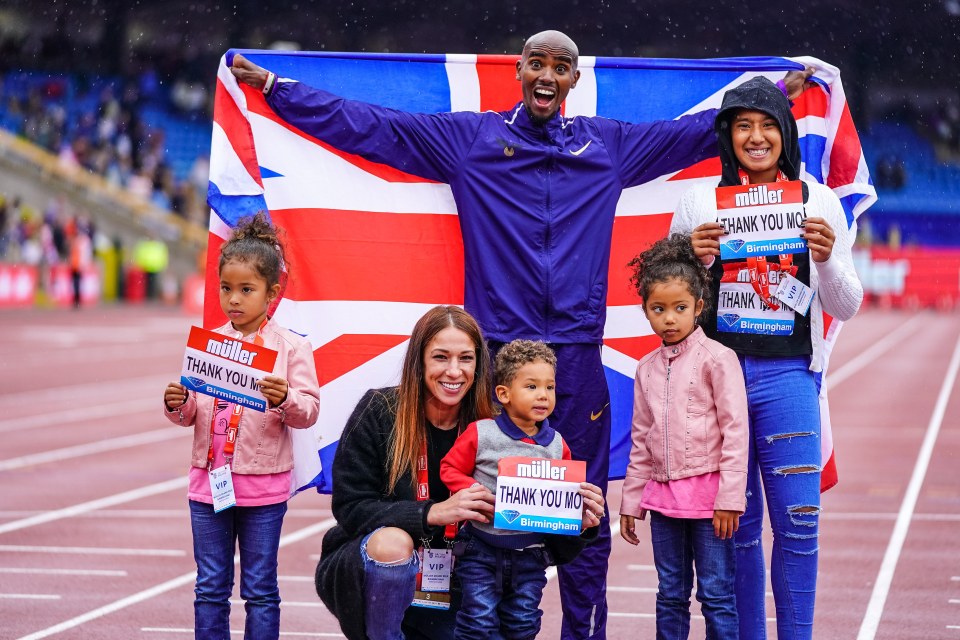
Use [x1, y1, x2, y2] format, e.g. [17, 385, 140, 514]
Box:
[206, 338, 260, 365]
[734, 185, 784, 207]
[516, 460, 567, 480]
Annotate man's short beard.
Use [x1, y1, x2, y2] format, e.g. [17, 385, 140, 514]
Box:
[524, 104, 554, 126]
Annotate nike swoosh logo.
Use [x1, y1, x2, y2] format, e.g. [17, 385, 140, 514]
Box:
[590, 402, 610, 421]
[570, 140, 592, 156]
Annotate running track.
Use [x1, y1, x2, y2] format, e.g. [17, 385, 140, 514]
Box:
[0, 306, 957, 639]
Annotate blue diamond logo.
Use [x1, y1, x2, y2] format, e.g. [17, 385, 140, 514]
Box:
[723, 239, 746, 253]
[720, 314, 741, 328]
[186, 376, 205, 388]
[501, 510, 521, 524]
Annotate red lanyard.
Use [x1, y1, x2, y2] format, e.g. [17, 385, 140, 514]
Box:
[738, 169, 794, 310]
[206, 319, 268, 468]
[416, 440, 459, 543]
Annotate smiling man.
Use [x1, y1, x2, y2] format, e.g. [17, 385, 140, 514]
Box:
[231, 31, 811, 640]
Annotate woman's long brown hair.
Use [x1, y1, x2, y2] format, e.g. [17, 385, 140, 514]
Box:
[386, 306, 494, 493]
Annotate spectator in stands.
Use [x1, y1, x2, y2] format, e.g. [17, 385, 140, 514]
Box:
[876, 154, 906, 190]
[0, 195, 8, 259]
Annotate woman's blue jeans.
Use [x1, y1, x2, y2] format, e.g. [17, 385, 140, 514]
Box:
[735, 355, 821, 640]
[189, 499, 287, 640]
[361, 529, 419, 640]
[649, 511, 738, 640]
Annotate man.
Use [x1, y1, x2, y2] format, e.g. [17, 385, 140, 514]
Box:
[231, 31, 812, 639]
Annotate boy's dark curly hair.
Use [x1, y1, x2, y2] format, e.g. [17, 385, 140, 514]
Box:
[494, 339, 557, 387]
[219, 211, 287, 287]
[627, 233, 712, 319]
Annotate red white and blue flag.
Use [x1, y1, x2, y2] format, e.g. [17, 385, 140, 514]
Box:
[207, 51, 875, 494]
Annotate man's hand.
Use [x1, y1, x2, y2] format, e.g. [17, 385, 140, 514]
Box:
[782, 66, 817, 101]
[230, 53, 270, 90]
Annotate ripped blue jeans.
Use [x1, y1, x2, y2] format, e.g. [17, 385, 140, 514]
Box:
[735, 355, 821, 640]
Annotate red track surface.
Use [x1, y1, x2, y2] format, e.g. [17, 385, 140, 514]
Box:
[0, 306, 958, 639]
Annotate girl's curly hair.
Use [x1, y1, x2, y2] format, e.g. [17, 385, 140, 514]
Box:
[218, 211, 287, 287]
[627, 233, 712, 319]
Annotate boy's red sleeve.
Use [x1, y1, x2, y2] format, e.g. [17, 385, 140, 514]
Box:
[440, 422, 480, 493]
[561, 438, 572, 460]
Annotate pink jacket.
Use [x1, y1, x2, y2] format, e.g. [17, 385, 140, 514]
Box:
[164, 319, 320, 475]
[620, 327, 748, 516]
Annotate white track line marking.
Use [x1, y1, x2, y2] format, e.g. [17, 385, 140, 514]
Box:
[0, 508, 330, 519]
[0, 545, 184, 556]
[857, 330, 960, 640]
[0, 568, 127, 576]
[0, 428, 190, 470]
[0, 594, 61, 600]
[0, 544, 187, 557]
[141, 629, 344, 637]
[230, 598, 323, 607]
[0, 398, 159, 433]
[0, 477, 187, 535]
[0, 374, 169, 408]
[828, 313, 925, 390]
[16, 519, 336, 640]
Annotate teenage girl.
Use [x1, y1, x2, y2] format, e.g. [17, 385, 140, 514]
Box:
[163, 212, 320, 640]
[619, 234, 749, 640]
[671, 77, 864, 640]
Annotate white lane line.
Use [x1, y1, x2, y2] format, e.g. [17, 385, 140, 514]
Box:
[16, 342, 177, 368]
[949, 599, 960, 604]
[608, 586, 657, 593]
[0, 428, 190, 470]
[0, 509, 330, 519]
[0, 477, 188, 535]
[0, 398, 159, 433]
[149, 631, 344, 638]
[857, 330, 960, 640]
[16, 519, 336, 640]
[828, 313, 925, 390]
[609, 612, 777, 623]
[0, 594, 61, 600]
[0, 568, 128, 576]
[230, 598, 323, 607]
[2, 374, 169, 407]
[0, 545, 184, 557]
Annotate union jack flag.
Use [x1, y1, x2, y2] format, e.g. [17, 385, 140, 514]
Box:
[207, 50, 875, 494]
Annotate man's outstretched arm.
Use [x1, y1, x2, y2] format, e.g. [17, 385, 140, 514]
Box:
[228, 53, 478, 183]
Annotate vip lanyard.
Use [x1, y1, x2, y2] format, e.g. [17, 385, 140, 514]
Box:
[737, 169, 794, 310]
[206, 319, 268, 468]
[416, 439, 459, 545]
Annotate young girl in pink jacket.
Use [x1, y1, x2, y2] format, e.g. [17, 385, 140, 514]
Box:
[163, 212, 320, 640]
[618, 234, 749, 640]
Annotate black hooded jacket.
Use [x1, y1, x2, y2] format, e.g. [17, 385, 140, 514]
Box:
[703, 76, 813, 357]
[714, 76, 802, 187]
